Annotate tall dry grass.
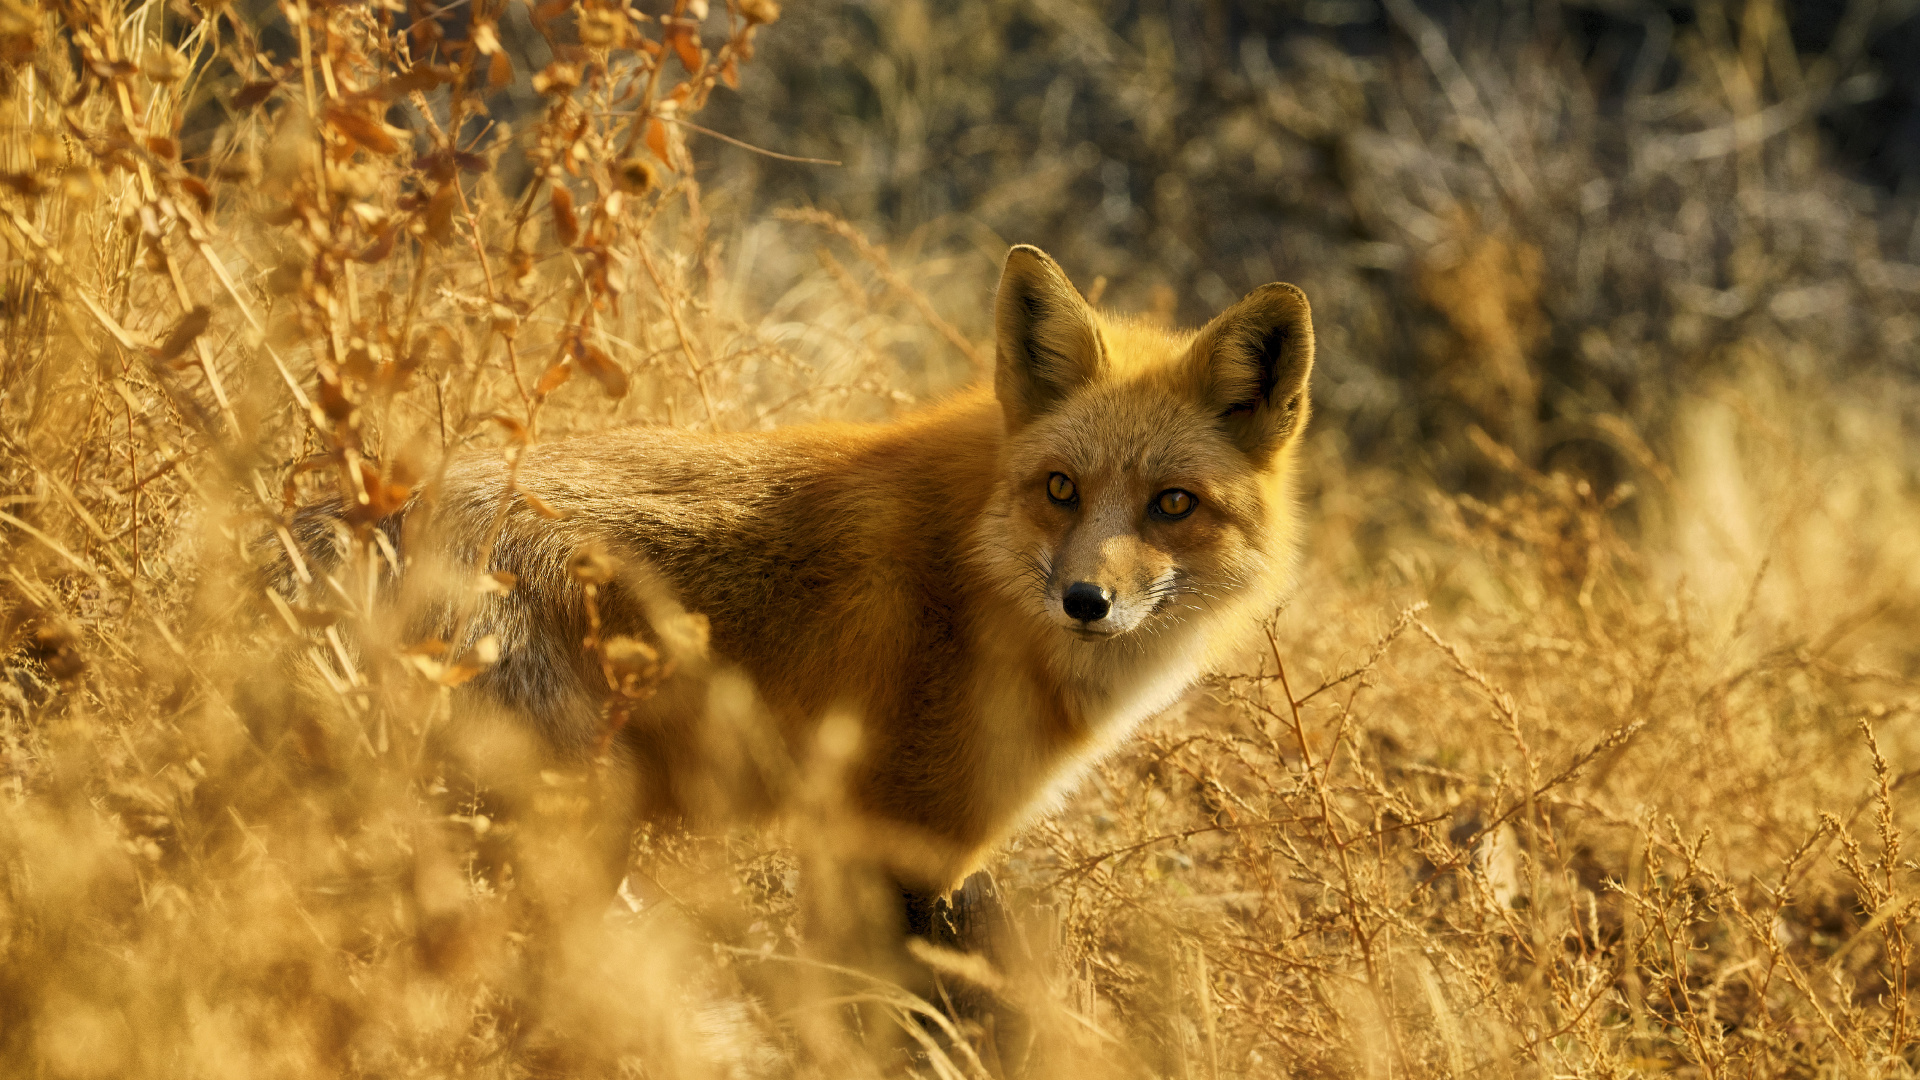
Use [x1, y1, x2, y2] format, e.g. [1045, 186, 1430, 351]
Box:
[1, 0, 1918, 1077]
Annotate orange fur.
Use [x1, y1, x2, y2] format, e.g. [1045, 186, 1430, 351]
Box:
[292, 246, 1315, 897]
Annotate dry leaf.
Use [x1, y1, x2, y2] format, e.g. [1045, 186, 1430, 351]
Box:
[666, 23, 703, 72]
[327, 106, 401, 155]
[487, 413, 530, 445]
[573, 342, 628, 398]
[534, 360, 572, 397]
[550, 183, 578, 245]
[345, 461, 413, 523]
[378, 65, 451, 98]
[424, 181, 457, 244]
[178, 176, 213, 213]
[232, 80, 277, 109]
[645, 117, 670, 165]
[356, 226, 399, 264]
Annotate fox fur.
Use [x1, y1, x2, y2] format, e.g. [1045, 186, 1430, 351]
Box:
[287, 245, 1314, 904]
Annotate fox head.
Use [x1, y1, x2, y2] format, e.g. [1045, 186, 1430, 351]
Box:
[976, 245, 1314, 656]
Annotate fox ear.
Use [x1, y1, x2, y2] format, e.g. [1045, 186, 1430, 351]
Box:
[1190, 282, 1314, 460]
[993, 245, 1103, 428]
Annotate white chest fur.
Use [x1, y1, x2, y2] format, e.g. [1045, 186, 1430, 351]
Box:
[972, 621, 1210, 836]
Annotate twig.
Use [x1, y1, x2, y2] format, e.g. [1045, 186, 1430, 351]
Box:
[635, 241, 719, 425]
[1046, 815, 1314, 889]
[454, 176, 535, 428]
[1270, 629, 1415, 1076]
[664, 116, 841, 165]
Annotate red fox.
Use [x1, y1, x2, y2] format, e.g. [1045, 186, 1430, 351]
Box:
[288, 245, 1313, 932]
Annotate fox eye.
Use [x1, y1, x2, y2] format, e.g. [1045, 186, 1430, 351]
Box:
[1153, 489, 1197, 519]
[1047, 473, 1077, 505]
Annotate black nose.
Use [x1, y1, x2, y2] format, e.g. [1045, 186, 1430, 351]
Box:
[1062, 582, 1111, 623]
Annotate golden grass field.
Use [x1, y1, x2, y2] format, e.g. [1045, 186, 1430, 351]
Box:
[2, 0, 1919, 1076]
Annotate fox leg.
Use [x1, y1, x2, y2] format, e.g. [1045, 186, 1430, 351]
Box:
[901, 870, 1008, 951]
[899, 871, 1035, 1076]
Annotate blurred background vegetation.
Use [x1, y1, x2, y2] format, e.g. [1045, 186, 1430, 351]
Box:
[701, 0, 1920, 480]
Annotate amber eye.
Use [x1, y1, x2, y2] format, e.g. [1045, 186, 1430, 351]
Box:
[1047, 473, 1077, 504]
[1153, 489, 1197, 519]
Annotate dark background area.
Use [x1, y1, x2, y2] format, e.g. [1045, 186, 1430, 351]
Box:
[695, 0, 1920, 483]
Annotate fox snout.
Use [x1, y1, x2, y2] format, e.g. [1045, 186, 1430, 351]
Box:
[1044, 523, 1176, 638]
[1046, 560, 1174, 638]
[1062, 582, 1111, 623]
[1052, 576, 1140, 637]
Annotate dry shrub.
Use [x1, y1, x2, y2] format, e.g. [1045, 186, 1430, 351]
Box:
[1, 0, 1918, 1077]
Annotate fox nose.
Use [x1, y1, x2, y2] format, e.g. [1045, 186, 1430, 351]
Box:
[1062, 582, 1112, 623]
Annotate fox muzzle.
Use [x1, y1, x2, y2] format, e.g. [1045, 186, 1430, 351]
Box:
[1062, 582, 1112, 623]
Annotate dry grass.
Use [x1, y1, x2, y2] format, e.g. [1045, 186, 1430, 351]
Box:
[2, 0, 1918, 1076]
